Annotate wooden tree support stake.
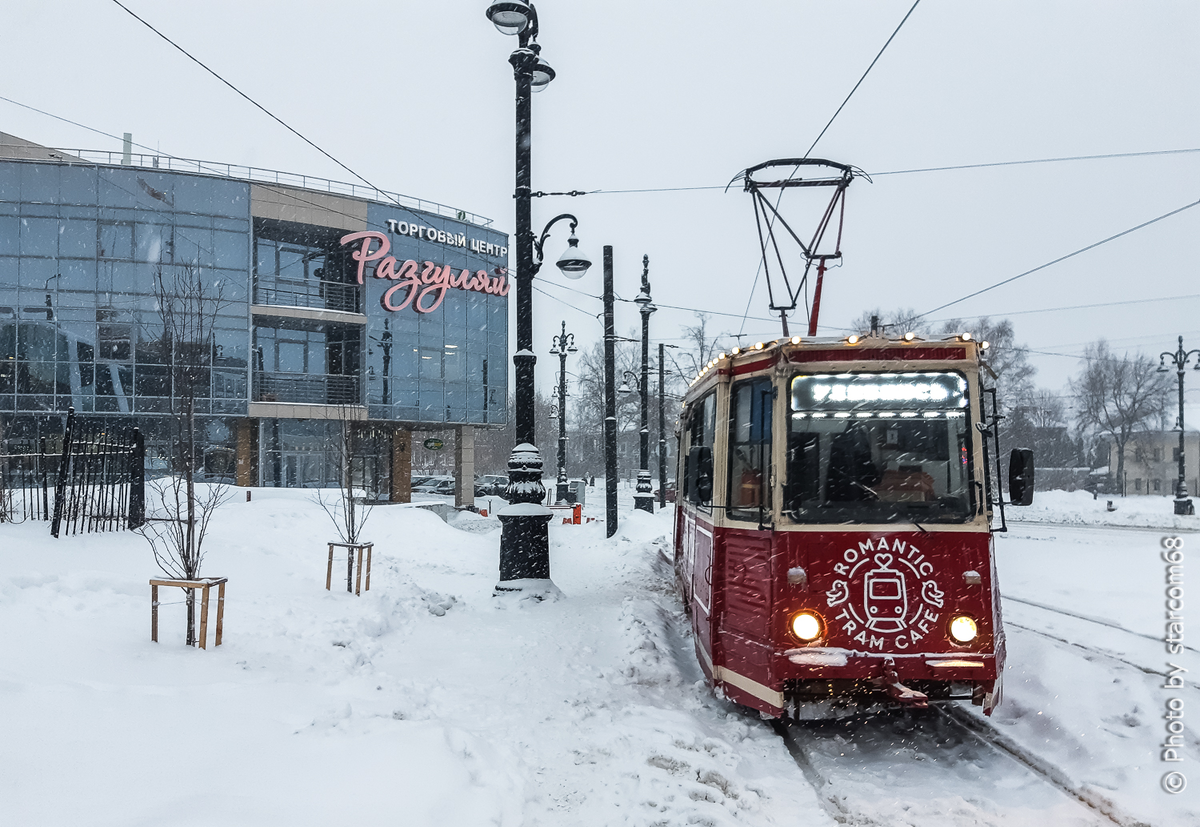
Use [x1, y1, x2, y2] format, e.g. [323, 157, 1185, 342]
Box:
[150, 577, 228, 649]
[326, 542, 373, 596]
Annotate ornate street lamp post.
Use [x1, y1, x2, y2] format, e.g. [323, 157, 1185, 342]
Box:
[633, 255, 656, 513]
[1158, 335, 1200, 516]
[486, 1, 592, 591]
[549, 321, 577, 504]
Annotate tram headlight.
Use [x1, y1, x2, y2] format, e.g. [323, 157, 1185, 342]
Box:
[791, 611, 823, 642]
[949, 615, 978, 643]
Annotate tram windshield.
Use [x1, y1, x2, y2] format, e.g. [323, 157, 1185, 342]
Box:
[785, 371, 973, 524]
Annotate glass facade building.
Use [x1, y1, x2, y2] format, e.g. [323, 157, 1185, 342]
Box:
[0, 136, 508, 497]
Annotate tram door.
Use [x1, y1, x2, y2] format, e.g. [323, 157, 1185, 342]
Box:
[720, 378, 774, 641]
[683, 392, 717, 664]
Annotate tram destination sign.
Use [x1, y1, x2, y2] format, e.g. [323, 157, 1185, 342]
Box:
[792, 372, 967, 412]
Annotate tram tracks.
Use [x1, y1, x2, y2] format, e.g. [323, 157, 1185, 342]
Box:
[773, 707, 1151, 827]
[935, 705, 1152, 827]
[1002, 593, 1199, 690]
[1004, 594, 1197, 653]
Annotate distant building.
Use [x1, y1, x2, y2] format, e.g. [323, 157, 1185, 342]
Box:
[0, 133, 510, 503]
[1106, 429, 1200, 497]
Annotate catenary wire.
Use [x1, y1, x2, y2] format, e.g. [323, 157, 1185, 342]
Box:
[109, 0, 397, 207]
[914, 197, 1200, 320]
[0, 93, 483, 242]
[735, 0, 922, 339]
[547, 147, 1200, 196]
[7, 92, 1196, 368]
[806, 0, 922, 157]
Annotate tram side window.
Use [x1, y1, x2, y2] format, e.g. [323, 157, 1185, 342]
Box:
[684, 391, 716, 509]
[728, 379, 772, 521]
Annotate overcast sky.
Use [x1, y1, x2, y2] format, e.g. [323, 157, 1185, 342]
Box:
[4, 1, 1200, 413]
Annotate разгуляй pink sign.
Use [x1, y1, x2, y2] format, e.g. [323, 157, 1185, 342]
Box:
[340, 231, 509, 314]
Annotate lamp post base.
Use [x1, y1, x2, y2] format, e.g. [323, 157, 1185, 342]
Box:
[634, 469, 654, 513]
[493, 576, 562, 601]
[1174, 497, 1195, 516]
[496, 509, 555, 590]
[496, 443, 556, 591]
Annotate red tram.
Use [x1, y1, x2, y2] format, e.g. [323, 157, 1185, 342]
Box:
[673, 333, 1033, 718]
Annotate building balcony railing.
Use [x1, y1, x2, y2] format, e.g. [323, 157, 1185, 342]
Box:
[36, 148, 494, 228]
[254, 372, 360, 406]
[253, 280, 362, 315]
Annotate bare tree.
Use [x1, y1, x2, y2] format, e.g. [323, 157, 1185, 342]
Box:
[849, 307, 926, 336]
[314, 409, 372, 545]
[935, 316, 1036, 412]
[1070, 339, 1170, 492]
[676, 313, 731, 380]
[138, 264, 231, 645]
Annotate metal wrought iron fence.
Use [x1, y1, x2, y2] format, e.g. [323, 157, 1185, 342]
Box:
[0, 441, 55, 523]
[48, 408, 145, 537]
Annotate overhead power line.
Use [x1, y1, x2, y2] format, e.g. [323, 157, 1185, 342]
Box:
[915, 196, 1200, 319]
[872, 147, 1200, 177]
[923, 292, 1200, 323]
[563, 147, 1200, 196]
[806, 0, 922, 157]
[109, 0, 391, 203]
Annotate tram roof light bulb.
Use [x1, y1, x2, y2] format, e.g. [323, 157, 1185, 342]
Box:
[981, 340, 990, 351]
[847, 335, 860, 345]
[791, 336, 802, 345]
[755, 342, 764, 350]
[903, 332, 916, 342]
[718, 353, 727, 360]
[960, 332, 973, 341]
[732, 347, 741, 355]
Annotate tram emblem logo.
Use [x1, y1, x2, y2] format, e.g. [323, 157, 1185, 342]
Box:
[825, 538, 945, 651]
[863, 554, 906, 632]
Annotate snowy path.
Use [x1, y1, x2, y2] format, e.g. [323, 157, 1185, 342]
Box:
[1, 488, 1197, 825]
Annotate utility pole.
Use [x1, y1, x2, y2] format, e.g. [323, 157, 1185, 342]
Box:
[658, 342, 668, 508]
[603, 246, 618, 537]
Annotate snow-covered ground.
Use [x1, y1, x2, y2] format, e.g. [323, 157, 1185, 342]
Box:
[1, 485, 1196, 825]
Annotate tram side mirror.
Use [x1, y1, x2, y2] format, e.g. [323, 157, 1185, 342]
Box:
[687, 446, 713, 504]
[1008, 448, 1034, 506]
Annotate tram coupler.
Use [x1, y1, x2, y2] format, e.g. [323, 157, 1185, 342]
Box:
[874, 657, 929, 708]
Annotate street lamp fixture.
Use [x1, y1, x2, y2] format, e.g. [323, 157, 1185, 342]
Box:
[1157, 335, 1200, 515]
[486, 1, 591, 594]
[486, 1, 533, 35]
[617, 370, 640, 398]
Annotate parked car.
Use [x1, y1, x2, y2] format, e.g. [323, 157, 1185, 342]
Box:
[474, 474, 508, 497]
[413, 475, 454, 494]
[653, 481, 677, 503]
